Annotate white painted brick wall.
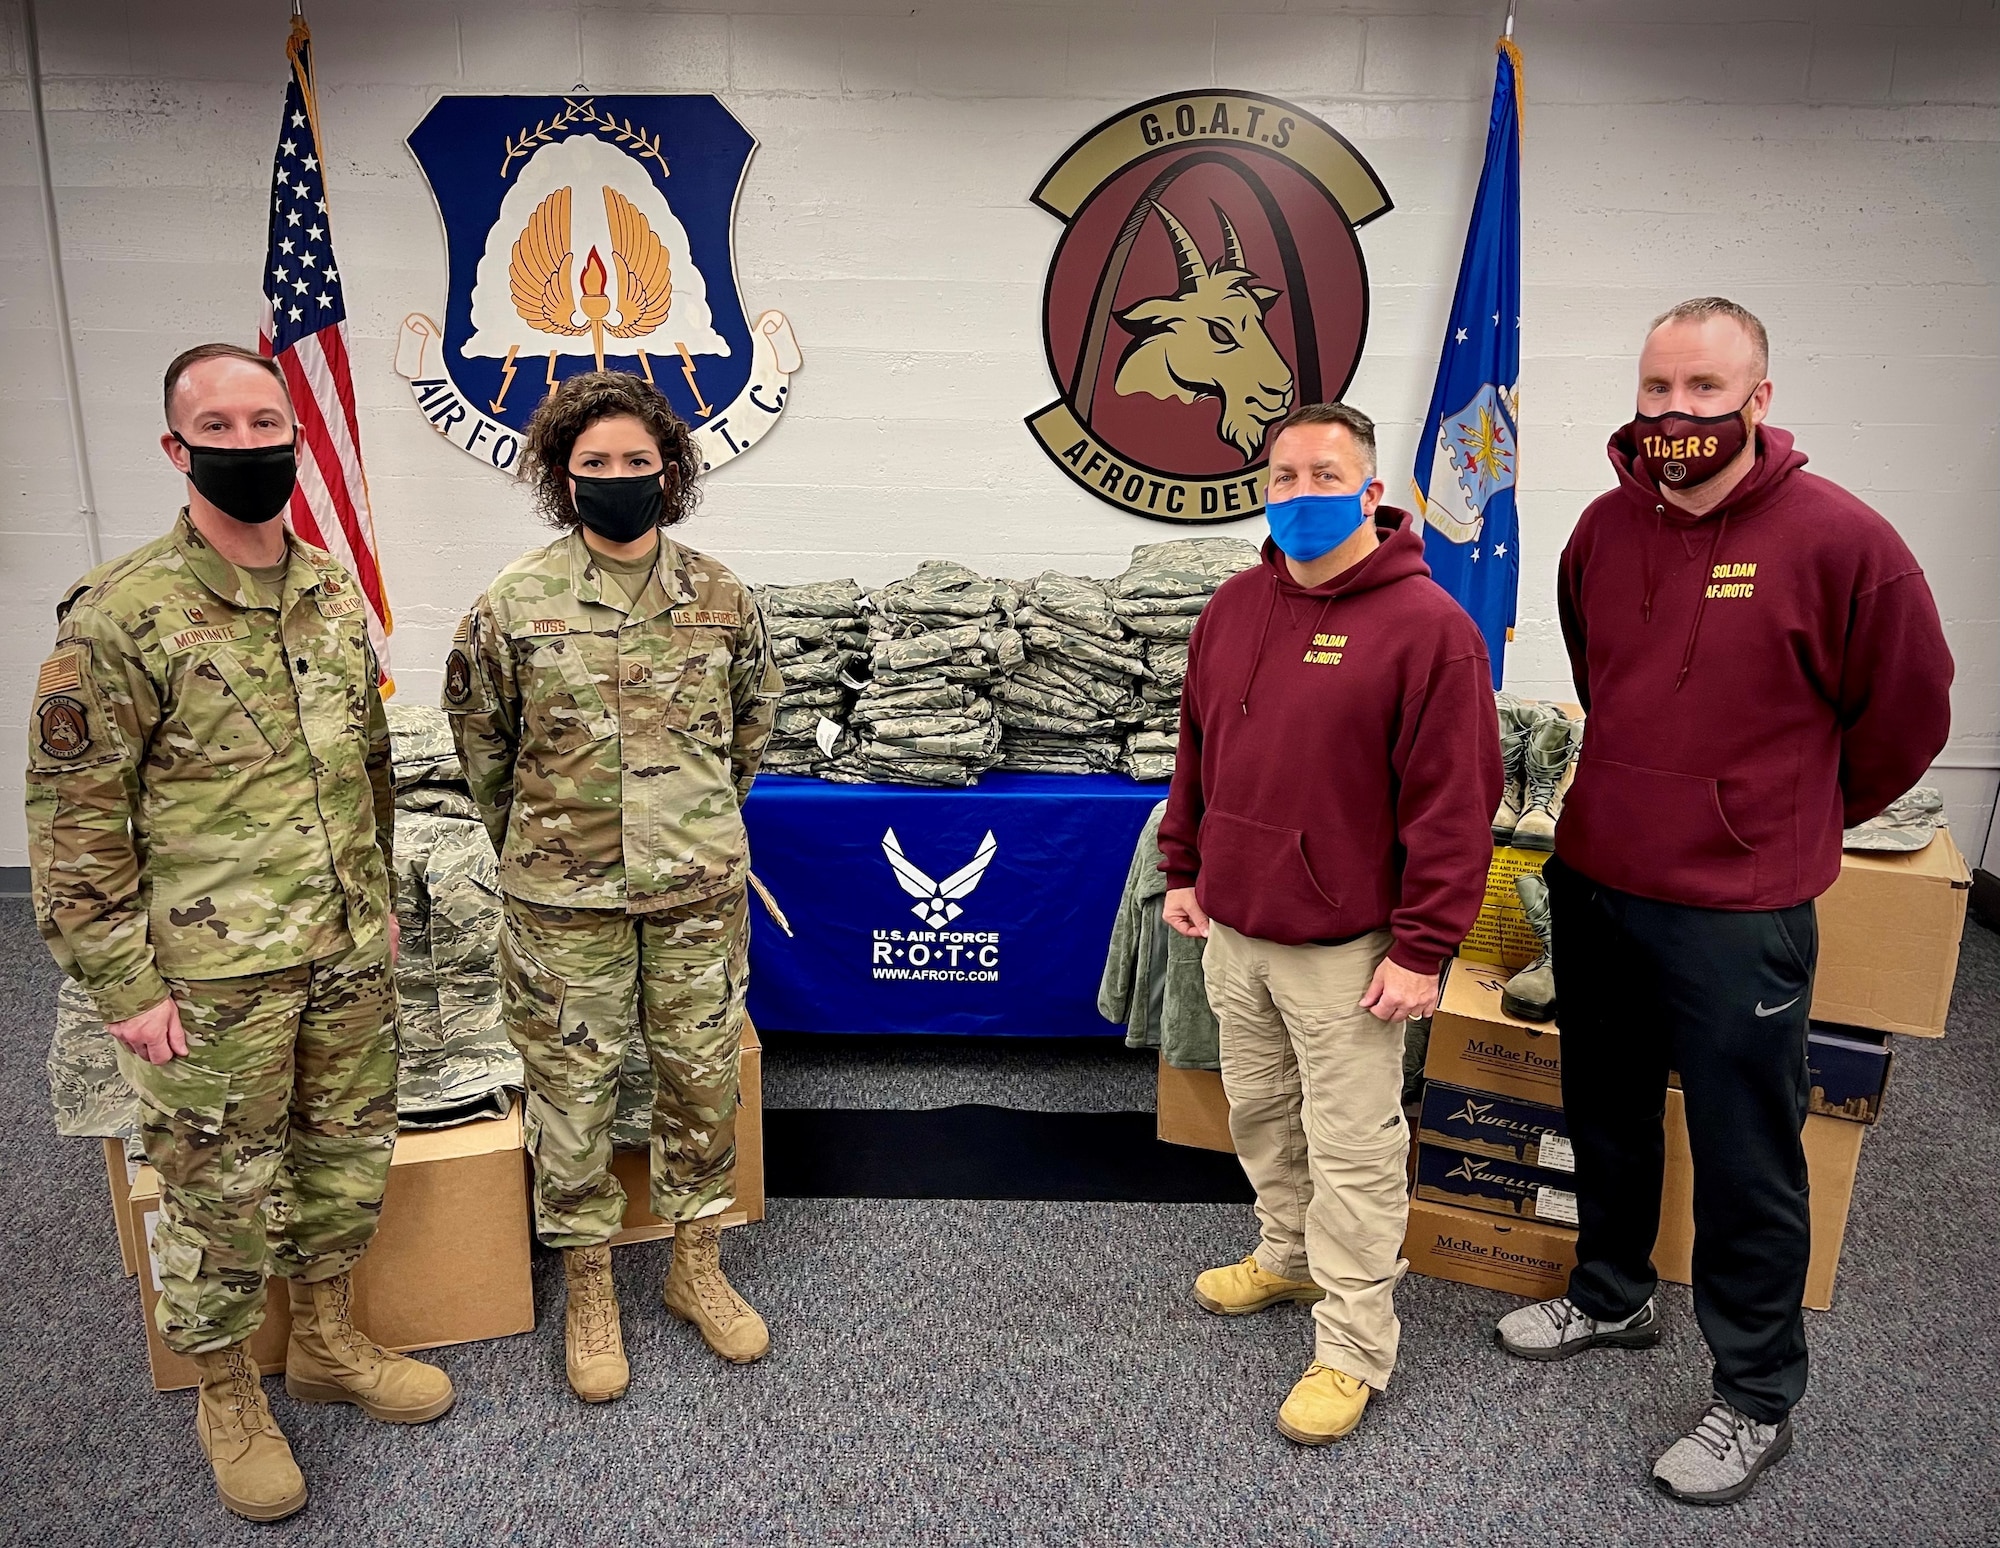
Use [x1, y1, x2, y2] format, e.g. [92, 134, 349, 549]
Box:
[1, 0, 1995, 868]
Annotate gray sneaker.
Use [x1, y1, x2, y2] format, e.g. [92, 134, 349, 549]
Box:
[1494, 1295, 1661, 1361]
[1653, 1401, 1793, 1505]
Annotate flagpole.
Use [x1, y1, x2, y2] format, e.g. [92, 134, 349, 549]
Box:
[1504, 2, 1517, 37]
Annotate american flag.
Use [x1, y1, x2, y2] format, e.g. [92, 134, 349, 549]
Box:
[258, 14, 392, 679]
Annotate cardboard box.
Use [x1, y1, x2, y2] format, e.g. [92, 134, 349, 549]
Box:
[1425, 958, 1562, 1104]
[105, 1138, 141, 1278]
[129, 1105, 535, 1391]
[609, 1017, 766, 1245]
[1415, 1142, 1579, 1225]
[1655, 1087, 1862, 1312]
[1418, 1081, 1572, 1171]
[1403, 1196, 1578, 1300]
[1460, 846, 1551, 972]
[1156, 1058, 1234, 1154]
[1813, 830, 1969, 1037]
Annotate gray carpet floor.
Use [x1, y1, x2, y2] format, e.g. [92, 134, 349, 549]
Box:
[1, 896, 1994, 1546]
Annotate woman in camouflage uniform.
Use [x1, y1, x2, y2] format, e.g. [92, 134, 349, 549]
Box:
[444, 372, 781, 1403]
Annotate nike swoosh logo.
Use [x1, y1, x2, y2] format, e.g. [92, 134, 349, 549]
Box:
[1754, 997, 1801, 1018]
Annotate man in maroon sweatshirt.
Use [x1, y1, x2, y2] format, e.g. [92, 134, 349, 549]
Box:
[1494, 298, 1953, 1505]
[1159, 402, 1501, 1446]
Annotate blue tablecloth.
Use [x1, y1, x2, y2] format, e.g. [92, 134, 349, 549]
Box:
[742, 772, 1167, 1037]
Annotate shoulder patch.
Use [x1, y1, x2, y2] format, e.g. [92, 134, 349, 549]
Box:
[36, 652, 83, 697]
[36, 696, 92, 761]
[443, 648, 474, 707]
[453, 613, 474, 644]
[670, 608, 742, 628]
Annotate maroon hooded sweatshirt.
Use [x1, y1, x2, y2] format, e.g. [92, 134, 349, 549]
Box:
[1555, 424, 1953, 910]
[1158, 510, 1502, 976]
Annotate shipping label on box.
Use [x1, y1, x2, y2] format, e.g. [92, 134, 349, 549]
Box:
[1418, 1082, 1572, 1171]
[1415, 1142, 1579, 1225]
[1459, 847, 1550, 972]
[1426, 959, 1562, 1103]
[1403, 1197, 1577, 1300]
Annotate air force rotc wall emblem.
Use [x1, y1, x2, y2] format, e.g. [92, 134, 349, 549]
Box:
[1027, 92, 1392, 524]
[396, 94, 800, 476]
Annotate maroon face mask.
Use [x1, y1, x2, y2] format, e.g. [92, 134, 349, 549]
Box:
[1627, 396, 1754, 490]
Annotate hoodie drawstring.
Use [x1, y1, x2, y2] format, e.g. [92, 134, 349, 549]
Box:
[1641, 504, 1666, 622]
[1674, 510, 1729, 692]
[1238, 574, 1281, 715]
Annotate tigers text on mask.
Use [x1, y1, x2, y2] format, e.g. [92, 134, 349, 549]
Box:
[1629, 396, 1753, 490]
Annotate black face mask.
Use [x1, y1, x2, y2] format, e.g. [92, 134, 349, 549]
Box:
[571, 472, 665, 543]
[172, 432, 298, 524]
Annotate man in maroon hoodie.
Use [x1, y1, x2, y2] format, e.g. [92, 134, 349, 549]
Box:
[1494, 298, 1953, 1505]
[1160, 402, 1501, 1446]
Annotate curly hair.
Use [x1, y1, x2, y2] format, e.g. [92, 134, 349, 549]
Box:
[520, 370, 703, 530]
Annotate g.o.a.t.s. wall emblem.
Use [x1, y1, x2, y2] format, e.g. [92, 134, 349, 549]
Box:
[395, 94, 800, 476]
[1027, 92, 1391, 523]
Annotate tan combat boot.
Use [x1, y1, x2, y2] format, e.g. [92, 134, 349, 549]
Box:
[563, 1245, 631, 1403]
[663, 1217, 770, 1364]
[192, 1344, 307, 1522]
[284, 1273, 455, 1423]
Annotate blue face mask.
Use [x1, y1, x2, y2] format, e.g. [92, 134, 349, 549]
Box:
[1264, 489, 1370, 563]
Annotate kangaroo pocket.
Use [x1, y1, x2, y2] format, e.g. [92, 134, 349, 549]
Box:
[1196, 808, 1342, 944]
[1561, 758, 1756, 903]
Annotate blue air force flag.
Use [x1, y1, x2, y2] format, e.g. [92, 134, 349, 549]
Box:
[1413, 39, 1523, 689]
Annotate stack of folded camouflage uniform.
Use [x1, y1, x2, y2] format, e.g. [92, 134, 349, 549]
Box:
[995, 570, 1146, 774]
[827, 560, 1024, 787]
[755, 579, 870, 774]
[1109, 536, 1261, 780]
[384, 704, 522, 1128]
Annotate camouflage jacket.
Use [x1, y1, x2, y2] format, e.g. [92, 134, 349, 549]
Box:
[25, 512, 393, 1022]
[445, 531, 782, 913]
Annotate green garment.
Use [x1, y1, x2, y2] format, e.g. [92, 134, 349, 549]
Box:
[1098, 802, 1220, 1070]
[27, 510, 394, 1023]
[587, 538, 660, 616]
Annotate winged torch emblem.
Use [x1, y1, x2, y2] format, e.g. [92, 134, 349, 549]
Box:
[881, 829, 998, 928]
[507, 184, 675, 370]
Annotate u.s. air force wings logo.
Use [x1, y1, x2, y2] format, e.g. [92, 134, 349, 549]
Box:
[1027, 92, 1391, 524]
[396, 95, 800, 477]
[882, 828, 997, 928]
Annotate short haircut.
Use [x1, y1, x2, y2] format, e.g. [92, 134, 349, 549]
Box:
[1649, 297, 1770, 378]
[520, 369, 703, 531]
[162, 342, 290, 425]
[1269, 401, 1377, 477]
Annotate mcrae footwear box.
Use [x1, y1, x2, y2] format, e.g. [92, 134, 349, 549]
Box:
[1157, 1057, 1234, 1154]
[611, 1017, 766, 1246]
[128, 1104, 535, 1391]
[1415, 1142, 1578, 1226]
[1418, 1082, 1573, 1172]
[1403, 1197, 1577, 1300]
[1425, 958, 1561, 1104]
[1814, 830, 1969, 1037]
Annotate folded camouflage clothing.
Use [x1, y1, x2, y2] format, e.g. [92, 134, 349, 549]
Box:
[997, 571, 1148, 775]
[1843, 784, 1946, 853]
[1109, 538, 1258, 779]
[756, 580, 870, 774]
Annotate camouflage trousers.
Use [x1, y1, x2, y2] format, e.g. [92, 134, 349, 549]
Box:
[117, 934, 397, 1355]
[500, 887, 747, 1248]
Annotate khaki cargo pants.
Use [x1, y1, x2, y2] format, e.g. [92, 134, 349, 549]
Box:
[1204, 923, 1411, 1390]
[500, 886, 747, 1248]
[118, 934, 397, 1355]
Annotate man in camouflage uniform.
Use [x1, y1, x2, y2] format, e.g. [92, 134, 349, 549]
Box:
[26, 345, 452, 1522]
[447, 370, 781, 1403]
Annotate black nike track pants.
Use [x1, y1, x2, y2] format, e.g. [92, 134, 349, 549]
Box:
[1545, 853, 1815, 1424]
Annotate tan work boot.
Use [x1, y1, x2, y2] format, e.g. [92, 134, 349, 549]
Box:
[1193, 1254, 1325, 1315]
[1276, 1362, 1372, 1445]
[563, 1245, 631, 1402]
[193, 1344, 307, 1522]
[663, 1217, 770, 1363]
[284, 1273, 455, 1423]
